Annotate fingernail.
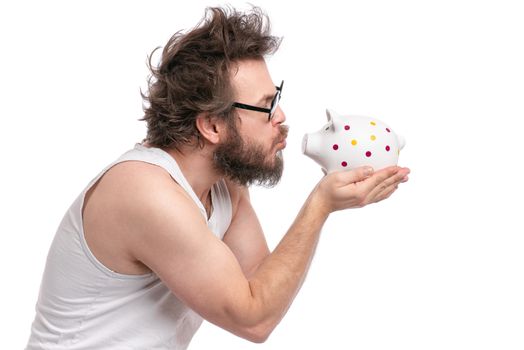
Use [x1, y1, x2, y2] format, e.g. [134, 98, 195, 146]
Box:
[365, 167, 374, 176]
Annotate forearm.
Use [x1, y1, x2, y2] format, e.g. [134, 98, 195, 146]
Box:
[245, 190, 329, 335]
[221, 167, 408, 342]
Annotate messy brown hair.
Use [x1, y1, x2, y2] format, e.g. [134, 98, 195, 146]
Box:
[140, 6, 281, 150]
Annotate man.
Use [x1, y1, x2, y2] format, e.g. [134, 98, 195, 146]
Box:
[27, 6, 410, 349]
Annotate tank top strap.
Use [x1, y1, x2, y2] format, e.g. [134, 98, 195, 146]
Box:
[117, 143, 209, 220]
[209, 177, 232, 238]
[83, 143, 232, 238]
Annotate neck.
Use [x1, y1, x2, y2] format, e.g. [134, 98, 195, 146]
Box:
[143, 141, 221, 204]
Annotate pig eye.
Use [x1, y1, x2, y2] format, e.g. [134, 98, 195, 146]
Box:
[324, 122, 333, 131]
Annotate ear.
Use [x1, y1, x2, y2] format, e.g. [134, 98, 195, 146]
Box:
[195, 113, 225, 145]
[326, 109, 333, 122]
[325, 109, 336, 131]
[326, 108, 341, 121]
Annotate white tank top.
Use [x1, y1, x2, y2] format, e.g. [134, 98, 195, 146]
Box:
[26, 144, 232, 350]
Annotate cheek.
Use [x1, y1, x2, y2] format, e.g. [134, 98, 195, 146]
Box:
[243, 125, 272, 145]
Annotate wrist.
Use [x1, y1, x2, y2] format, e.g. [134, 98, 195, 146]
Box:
[306, 187, 332, 220]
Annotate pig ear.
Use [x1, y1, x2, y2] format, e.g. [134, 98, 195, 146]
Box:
[326, 109, 333, 122]
[325, 109, 338, 131]
[326, 109, 342, 121]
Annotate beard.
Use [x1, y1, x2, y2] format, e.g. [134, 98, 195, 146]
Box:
[213, 124, 289, 187]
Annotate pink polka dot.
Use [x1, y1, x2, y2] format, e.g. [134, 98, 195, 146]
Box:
[385, 145, 390, 152]
[332, 144, 339, 150]
[365, 151, 372, 157]
[386, 128, 391, 133]
[344, 125, 350, 131]
[341, 161, 348, 167]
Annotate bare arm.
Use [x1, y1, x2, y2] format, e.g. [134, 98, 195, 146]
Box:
[227, 165, 409, 339]
[221, 181, 329, 337]
[222, 184, 270, 280]
[245, 187, 328, 336]
[123, 164, 408, 342]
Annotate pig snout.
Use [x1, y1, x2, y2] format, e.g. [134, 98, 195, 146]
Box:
[302, 132, 324, 167]
[302, 133, 320, 157]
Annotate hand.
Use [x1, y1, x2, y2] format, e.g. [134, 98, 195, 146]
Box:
[312, 166, 410, 214]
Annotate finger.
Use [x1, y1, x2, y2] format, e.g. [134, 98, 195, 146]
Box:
[375, 183, 399, 202]
[358, 166, 401, 194]
[367, 168, 409, 202]
[377, 188, 396, 202]
[381, 168, 409, 188]
[335, 166, 374, 185]
[358, 167, 405, 203]
[366, 180, 398, 203]
[366, 182, 395, 204]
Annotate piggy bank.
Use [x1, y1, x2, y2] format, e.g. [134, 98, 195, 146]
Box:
[302, 109, 406, 173]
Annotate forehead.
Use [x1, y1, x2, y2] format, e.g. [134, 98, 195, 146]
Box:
[230, 59, 275, 101]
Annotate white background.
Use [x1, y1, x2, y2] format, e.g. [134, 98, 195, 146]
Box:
[1, 0, 523, 349]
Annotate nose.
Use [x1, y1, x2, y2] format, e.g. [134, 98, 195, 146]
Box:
[271, 106, 286, 125]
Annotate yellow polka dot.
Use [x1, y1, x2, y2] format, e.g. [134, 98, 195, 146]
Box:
[370, 121, 376, 126]
[370, 135, 376, 141]
[351, 139, 358, 146]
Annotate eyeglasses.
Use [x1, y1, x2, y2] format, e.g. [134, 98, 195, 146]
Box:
[232, 80, 284, 121]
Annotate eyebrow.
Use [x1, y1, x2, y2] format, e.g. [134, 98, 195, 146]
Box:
[256, 93, 275, 105]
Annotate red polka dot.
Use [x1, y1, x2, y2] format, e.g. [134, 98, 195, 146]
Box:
[344, 125, 350, 130]
[385, 145, 390, 152]
[365, 151, 372, 157]
[332, 144, 339, 150]
[386, 128, 391, 133]
[341, 161, 348, 167]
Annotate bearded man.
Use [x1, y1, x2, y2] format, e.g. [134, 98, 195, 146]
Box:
[26, 6, 409, 350]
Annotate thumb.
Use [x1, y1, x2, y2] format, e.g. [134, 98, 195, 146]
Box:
[338, 166, 374, 184]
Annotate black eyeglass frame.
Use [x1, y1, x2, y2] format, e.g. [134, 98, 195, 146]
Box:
[232, 80, 284, 121]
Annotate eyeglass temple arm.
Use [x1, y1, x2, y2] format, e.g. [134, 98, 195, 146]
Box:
[231, 103, 271, 113]
[231, 82, 282, 113]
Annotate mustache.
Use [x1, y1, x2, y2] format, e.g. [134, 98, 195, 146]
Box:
[272, 125, 289, 147]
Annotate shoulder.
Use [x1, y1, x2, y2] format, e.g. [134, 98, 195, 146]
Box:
[82, 160, 203, 274]
[103, 160, 174, 187]
[99, 160, 188, 199]
[104, 161, 210, 246]
[87, 160, 200, 230]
